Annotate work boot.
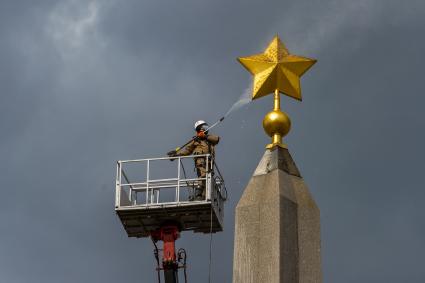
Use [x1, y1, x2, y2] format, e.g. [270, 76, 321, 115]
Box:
[188, 184, 199, 201]
[195, 188, 204, 201]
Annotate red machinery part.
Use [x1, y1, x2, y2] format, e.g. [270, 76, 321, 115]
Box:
[151, 225, 180, 269]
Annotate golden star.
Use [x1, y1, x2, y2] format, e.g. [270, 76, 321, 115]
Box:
[238, 35, 316, 101]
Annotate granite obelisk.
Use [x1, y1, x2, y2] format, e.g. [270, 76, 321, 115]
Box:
[232, 147, 322, 283]
[233, 36, 322, 282]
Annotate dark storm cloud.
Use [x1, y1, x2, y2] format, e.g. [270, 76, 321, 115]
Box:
[1, 0, 424, 282]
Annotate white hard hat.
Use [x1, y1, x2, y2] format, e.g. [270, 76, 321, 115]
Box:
[194, 120, 208, 131]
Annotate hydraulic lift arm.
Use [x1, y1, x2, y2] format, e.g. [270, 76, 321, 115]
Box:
[151, 224, 187, 283]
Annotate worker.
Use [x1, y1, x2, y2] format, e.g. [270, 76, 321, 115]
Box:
[167, 120, 220, 201]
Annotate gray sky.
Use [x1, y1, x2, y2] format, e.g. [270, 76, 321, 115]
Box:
[1, 0, 425, 282]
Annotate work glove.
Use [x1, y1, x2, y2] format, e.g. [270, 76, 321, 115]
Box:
[167, 150, 177, 161]
[196, 131, 207, 140]
[167, 150, 177, 156]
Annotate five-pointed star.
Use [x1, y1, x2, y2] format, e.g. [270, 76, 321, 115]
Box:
[238, 36, 316, 101]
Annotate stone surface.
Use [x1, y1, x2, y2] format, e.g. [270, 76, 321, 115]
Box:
[253, 147, 301, 177]
[232, 147, 322, 283]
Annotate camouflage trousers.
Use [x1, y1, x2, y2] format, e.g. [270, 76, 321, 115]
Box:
[192, 157, 212, 200]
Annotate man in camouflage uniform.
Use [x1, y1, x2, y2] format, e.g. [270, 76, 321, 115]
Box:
[167, 120, 220, 201]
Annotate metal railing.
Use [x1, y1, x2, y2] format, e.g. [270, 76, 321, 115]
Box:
[115, 154, 226, 209]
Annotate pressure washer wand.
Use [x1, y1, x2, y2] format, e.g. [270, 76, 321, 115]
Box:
[171, 116, 225, 154]
[173, 137, 196, 153]
[205, 116, 225, 132]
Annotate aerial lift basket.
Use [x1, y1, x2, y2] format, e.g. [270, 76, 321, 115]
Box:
[115, 154, 226, 238]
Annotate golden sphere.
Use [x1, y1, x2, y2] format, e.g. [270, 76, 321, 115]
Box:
[262, 110, 291, 138]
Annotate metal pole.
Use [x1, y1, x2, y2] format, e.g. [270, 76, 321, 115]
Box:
[177, 157, 181, 202]
[147, 159, 150, 205]
[115, 162, 121, 208]
[206, 155, 210, 201]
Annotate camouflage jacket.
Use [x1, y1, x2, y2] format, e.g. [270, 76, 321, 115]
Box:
[177, 134, 220, 157]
